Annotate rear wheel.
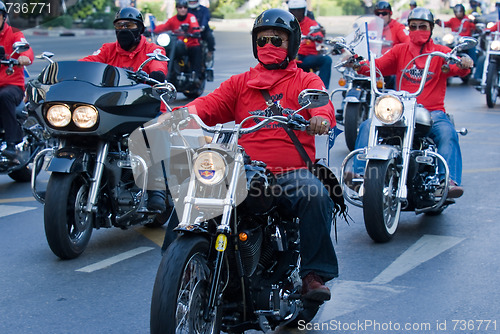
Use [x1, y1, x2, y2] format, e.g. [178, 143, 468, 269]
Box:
[344, 102, 369, 151]
[486, 62, 498, 108]
[151, 235, 221, 334]
[44, 172, 93, 259]
[363, 159, 401, 243]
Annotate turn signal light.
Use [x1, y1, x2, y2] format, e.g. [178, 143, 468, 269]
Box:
[239, 232, 248, 242]
[183, 37, 188, 43]
[338, 77, 346, 86]
[441, 64, 450, 73]
[376, 79, 384, 89]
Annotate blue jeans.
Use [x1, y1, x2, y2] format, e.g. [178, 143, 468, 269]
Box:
[275, 169, 338, 281]
[354, 110, 462, 185]
[298, 54, 332, 89]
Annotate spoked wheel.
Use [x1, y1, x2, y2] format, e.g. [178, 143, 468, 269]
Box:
[151, 235, 221, 334]
[486, 62, 498, 108]
[363, 159, 401, 242]
[44, 172, 93, 259]
[344, 102, 369, 151]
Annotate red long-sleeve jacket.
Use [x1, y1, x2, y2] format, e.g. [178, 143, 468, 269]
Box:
[444, 17, 476, 36]
[298, 16, 323, 57]
[80, 36, 168, 75]
[358, 39, 470, 112]
[154, 14, 200, 48]
[0, 24, 34, 90]
[184, 61, 335, 173]
[382, 19, 410, 54]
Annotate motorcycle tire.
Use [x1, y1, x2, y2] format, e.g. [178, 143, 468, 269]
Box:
[8, 165, 31, 182]
[486, 62, 498, 108]
[150, 234, 221, 334]
[344, 102, 368, 152]
[363, 159, 401, 243]
[44, 172, 93, 259]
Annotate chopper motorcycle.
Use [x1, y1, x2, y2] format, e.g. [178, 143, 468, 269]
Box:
[475, 30, 500, 107]
[0, 42, 50, 182]
[339, 37, 476, 243]
[129, 89, 343, 333]
[28, 52, 176, 259]
[155, 23, 214, 99]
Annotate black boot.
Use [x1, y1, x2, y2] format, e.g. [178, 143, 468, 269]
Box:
[147, 190, 167, 211]
[2, 143, 20, 164]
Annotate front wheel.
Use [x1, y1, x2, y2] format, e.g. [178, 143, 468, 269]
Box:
[44, 172, 93, 259]
[363, 159, 401, 243]
[486, 62, 498, 108]
[151, 235, 221, 334]
[344, 102, 369, 151]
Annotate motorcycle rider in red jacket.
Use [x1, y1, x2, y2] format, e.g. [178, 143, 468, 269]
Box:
[80, 7, 169, 212]
[375, 1, 410, 55]
[159, 9, 340, 302]
[288, 0, 332, 89]
[350, 8, 473, 199]
[154, 0, 203, 84]
[0, 1, 34, 161]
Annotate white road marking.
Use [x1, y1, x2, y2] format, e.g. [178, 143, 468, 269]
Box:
[76, 247, 154, 273]
[318, 280, 408, 319]
[371, 234, 465, 284]
[0, 205, 37, 218]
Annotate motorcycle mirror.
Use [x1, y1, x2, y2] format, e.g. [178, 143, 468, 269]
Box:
[151, 53, 169, 62]
[309, 26, 321, 34]
[12, 42, 30, 54]
[455, 37, 478, 52]
[157, 33, 171, 47]
[297, 89, 330, 109]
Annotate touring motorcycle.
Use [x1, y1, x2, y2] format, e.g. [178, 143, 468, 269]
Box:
[340, 37, 476, 243]
[475, 30, 500, 107]
[156, 23, 214, 99]
[129, 89, 343, 333]
[28, 53, 175, 259]
[0, 42, 50, 182]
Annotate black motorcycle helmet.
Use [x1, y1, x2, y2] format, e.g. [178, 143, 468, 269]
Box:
[113, 7, 145, 33]
[375, 1, 392, 13]
[176, 0, 189, 8]
[454, 4, 465, 15]
[408, 7, 435, 30]
[252, 9, 301, 62]
[0, 1, 7, 31]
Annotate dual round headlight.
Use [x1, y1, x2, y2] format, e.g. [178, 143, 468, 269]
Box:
[374, 95, 403, 125]
[193, 151, 227, 185]
[46, 104, 98, 128]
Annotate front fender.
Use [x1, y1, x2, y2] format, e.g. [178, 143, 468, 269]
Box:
[47, 148, 92, 173]
[365, 145, 400, 161]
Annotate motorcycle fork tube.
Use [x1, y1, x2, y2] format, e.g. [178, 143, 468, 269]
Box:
[85, 141, 109, 213]
[396, 101, 416, 201]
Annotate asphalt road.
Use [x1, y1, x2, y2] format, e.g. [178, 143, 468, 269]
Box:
[0, 30, 499, 334]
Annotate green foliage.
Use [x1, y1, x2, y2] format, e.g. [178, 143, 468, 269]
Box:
[334, 0, 365, 15]
[212, 0, 240, 19]
[42, 14, 74, 28]
[139, 1, 167, 22]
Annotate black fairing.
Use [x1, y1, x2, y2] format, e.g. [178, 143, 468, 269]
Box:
[30, 61, 161, 138]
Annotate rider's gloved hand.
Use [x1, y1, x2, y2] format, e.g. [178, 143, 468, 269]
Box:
[313, 35, 323, 42]
[458, 55, 474, 70]
[150, 71, 166, 83]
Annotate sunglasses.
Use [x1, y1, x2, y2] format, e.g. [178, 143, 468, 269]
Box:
[409, 23, 430, 31]
[375, 11, 390, 16]
[176, 5, 188, 8]
[256, 36, 284, 47]
[114, 21, 138, 30]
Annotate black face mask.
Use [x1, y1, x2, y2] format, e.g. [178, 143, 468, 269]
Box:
[115, 29, 141, 51]
[176, 14, 187, 21]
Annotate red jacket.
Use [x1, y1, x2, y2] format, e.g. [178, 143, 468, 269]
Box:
[154, 14, 200, 48]
[444, 17, 476, 36]
[184, 61, 335, 173]
[358, 39, 469, 112]
[80, 36, 168, 75]
[0, 24, 34, 90]
[298, 16, 323, 57]
[382, 19, 410, 54]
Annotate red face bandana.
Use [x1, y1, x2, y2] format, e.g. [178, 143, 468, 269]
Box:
[257, 44, 288, 65]
[409, 30, 431, 46]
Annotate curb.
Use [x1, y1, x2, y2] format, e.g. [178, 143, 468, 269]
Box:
[23, 28, 115, 37]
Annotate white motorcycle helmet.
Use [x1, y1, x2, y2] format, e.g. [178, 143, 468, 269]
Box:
[188, 0, 200, 9]
[287, 0, 307, 16]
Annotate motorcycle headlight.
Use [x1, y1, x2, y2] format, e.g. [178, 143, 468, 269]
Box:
[72, 105, 98, 128]
[491, 40, 500, 51]
[157, 33, 171, 47]
[194, 151, 227, 185]
[46, 104, 71, 127]
[442, 33, 455, 45]
[374, 95, 403, 125]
